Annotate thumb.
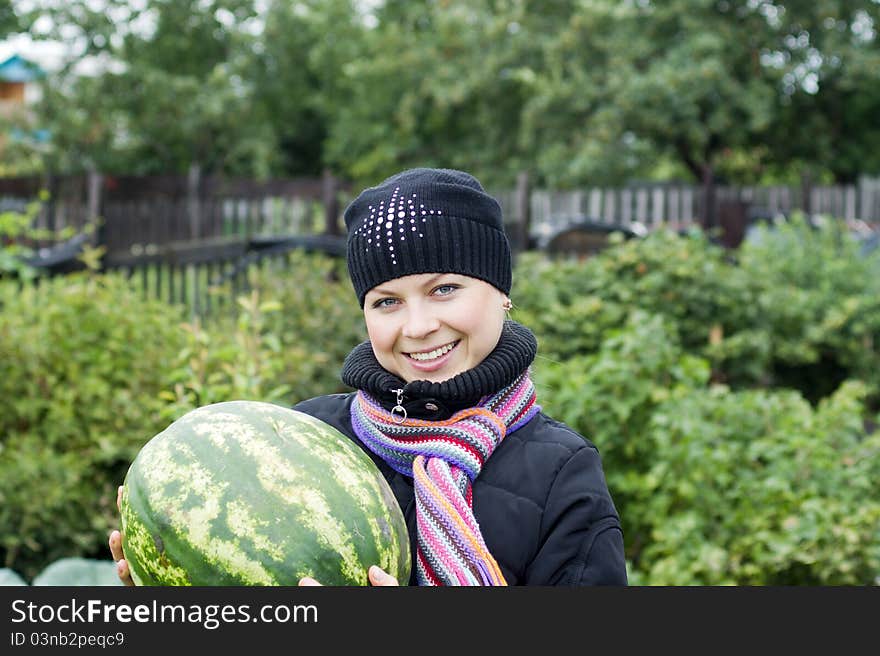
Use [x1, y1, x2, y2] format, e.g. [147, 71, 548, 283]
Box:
[368, 566, 398, 587]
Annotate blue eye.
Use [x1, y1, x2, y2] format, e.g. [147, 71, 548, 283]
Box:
[433, 284, 459, 296]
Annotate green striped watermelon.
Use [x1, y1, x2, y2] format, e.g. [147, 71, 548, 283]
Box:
[119, 400, 410, 586]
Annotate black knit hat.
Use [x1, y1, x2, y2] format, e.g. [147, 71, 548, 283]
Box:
[344, 168, 512, 306]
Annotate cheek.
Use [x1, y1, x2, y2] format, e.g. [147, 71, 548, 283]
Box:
[364, 316, 401, 369]
[365, 318, 392, 350]
[463, 309, 505, 358]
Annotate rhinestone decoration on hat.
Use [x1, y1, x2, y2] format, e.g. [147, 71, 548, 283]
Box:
[350, 186, 442, 266]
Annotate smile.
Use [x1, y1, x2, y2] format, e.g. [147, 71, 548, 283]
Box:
[405, 340, 460, 362]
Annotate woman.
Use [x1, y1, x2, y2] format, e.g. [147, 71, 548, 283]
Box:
[110, 167, 627, 586]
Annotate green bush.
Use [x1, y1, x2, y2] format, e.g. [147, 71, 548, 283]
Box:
[513, 229, 767, 387]
[515, 218, 880, 406]
[532, 309, 879, 584]
[631, 380, 880, 585]
[159, 250, 365, 419]
[736, 214, 880, 403]
[517, 222, 880, 584]
[0, 251, 368, 581]
[0, 273, 189, 581]
[531, 310, 711, 565]
[4, 228, 878, 585]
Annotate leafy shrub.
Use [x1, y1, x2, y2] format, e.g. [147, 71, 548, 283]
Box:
[516, 219, 880, 406]
[631, 380, 880, 585]
[736, 214, 880, 403]
[5, 229, 878, 586]
[531, 310, 711, 563]
[0, 272, 189, 581]
[159, 250, 365, 419]
[0, 250, 367, 581]
[513, 229, 767, 387]
[517, 222, 880, 584]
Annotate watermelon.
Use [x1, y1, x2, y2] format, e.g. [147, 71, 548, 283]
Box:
[119, 400, 410, 586]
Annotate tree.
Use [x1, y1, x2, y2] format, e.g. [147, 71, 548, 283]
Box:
[513, 0, 785, 227]
[20, 0, 278, 176]
[244, 0, 363, 176]
[320, 0, 539, 187]
[517, 0, 880, 192]
[0, 0, 18, 37]
[761, 0, 880, 184]
[10, 0, 880, 191]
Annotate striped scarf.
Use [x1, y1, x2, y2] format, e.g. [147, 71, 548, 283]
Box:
[350, 371, 540, 586]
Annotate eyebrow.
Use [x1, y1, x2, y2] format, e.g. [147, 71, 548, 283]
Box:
[369, 274, 453, 297]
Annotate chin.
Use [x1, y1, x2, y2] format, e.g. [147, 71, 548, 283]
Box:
[399, 363, 464, 384]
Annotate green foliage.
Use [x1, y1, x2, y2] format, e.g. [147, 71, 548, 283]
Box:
[0, 0, 18, 37]
[0, 191, 76, 280]
[0, 198, 41, 280]
[633, 381, 880, 585]
[737, 213, 880, 400]
[531, 310, 711, 560]
[0, 272, 189, 581]
[514, 229, 767, 384]
[160, 251, 364, 418]
[513, 219, 880, 583]
[760, 1, 880, 183]
[515, 219, 880, 403]
[3, 227, 878, 584]
[15, 0, 880, 183]
[0, 251, 364, 581]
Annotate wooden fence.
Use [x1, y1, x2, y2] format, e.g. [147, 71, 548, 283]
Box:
[2, 171, 879, 315]
[492, 176, 880, 244]
[3, 172, 880, 251]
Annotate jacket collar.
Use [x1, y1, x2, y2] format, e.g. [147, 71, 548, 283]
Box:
[341, 320, 538, 420]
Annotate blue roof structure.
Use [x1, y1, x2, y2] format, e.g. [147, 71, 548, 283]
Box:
[0, 54, 45, 83]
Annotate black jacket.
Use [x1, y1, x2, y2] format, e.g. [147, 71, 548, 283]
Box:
[293, 391, 628, 586]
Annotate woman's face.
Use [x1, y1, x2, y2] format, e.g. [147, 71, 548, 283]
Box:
[363, 273, 508, 383]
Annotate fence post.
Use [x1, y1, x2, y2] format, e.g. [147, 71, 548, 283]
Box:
[41, 172, 57, 240]
[513, 170, 531, 252]
[86, 168, 106, 269]
[322, 169, 341, 236]
[700, 165, 717, 231]
[718, 198, 749, 249]
[187, 162, 202, 240]
[858, 175, 879, 222]
[801, 169, 813, 216]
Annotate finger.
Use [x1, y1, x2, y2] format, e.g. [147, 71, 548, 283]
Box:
[108, 530, 123, 561]
[368, 566, 398, 587]
[298, 577, 322, 586]
[116, 559, 134, 587]
[109, 531, 134, 586]
[116, 486, 123, 512]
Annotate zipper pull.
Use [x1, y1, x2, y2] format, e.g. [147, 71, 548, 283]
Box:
[391, 388, 407, 424]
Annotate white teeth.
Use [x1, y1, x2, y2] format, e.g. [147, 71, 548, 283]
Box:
[408, 342, 456, 361]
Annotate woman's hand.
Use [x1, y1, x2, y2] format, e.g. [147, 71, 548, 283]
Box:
[298, 566, 399, 587]
[109, 486, 135, 586]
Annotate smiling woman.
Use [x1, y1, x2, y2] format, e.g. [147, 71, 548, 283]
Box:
[111, 167, 628, 587]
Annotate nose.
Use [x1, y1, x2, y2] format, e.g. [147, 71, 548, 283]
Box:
[401, 304, 440, 339]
